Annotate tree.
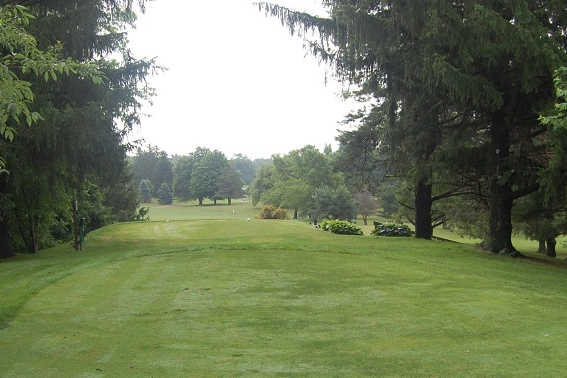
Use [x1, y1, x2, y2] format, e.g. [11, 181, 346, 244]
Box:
[260, 1, 567, 254]
[0, 0, 155, 253]
[173, 155, 194, 201]
[138, 179, 153, 203]
[229, 154, 256, 185]
[132, 145, 173, 195]
[0, 5, 102, 172]
[354, 191, 379, 225]
[157, 183, 173, 205]
[249, 165, 275, 206]
[309, 185, 356, 224]
[261, 146, 343, 218]
[215, 166, 244, 205]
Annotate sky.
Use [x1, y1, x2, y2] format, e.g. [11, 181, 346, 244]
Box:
[127, 0, 358, 160]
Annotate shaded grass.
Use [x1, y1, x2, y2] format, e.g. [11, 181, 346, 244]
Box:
[1, 204, 567, 376]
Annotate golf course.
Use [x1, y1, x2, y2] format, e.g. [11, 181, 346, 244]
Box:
[1, 201, 567, 377]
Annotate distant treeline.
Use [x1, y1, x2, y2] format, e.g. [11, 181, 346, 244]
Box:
[130, 146, 271, 206]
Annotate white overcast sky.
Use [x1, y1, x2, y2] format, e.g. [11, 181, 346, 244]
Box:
[127, 0, 357, 159]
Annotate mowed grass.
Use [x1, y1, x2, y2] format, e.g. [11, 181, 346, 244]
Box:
[1, 203, 567, 376]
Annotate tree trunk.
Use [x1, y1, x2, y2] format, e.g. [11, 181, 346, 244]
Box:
[0, 217, 13, 258]
[415, 175, 433, 239]
[214, 198, 217, 206]
[228, 197, 232, 205]
[0, 176, 13, 258]
[363, 215, 368, 225]
[72, 194, 80, 251]
[538, 239, 546, 254]
[546, 238, 556, 258]
[293, 208, 298, 220]
[198, 197, 203, 206]
[486, 120, 516, 255]
[487, 180, 515, 253]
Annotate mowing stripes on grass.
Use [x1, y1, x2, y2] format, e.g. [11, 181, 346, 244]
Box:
[1, 204, 567, 377]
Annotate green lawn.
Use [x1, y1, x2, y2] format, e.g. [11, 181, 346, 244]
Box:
[1, 203, 567, 376]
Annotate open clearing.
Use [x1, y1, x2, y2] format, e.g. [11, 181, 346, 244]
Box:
[1, 201, 567, 377]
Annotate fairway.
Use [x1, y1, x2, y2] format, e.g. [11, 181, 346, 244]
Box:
[2, 203, 567, 377]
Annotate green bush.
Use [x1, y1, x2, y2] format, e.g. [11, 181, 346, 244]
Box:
[320, 219, 331, 231]
[321, 219, 363, 235]
[258, 205, 287, 219]
[371, 221, 413, 237]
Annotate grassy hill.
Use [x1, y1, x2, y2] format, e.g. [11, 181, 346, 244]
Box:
[1, 201, 567, 377]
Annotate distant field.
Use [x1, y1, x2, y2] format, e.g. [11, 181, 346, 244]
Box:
[1, 201, 567, 376]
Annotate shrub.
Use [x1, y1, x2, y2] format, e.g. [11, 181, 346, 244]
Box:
[371, 221, 413, 237]
[322, 219, 363, 235]
[320, 219, 331, 231]
[258, 205, 287, 219]
[135, 207, 150, 221]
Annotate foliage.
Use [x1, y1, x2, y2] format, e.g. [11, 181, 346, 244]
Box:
[354, 190, 379, 225]
[260, 0, 567, 251]
[229, 154, 256, 185]
[320, 219, 363, 235]
[157, 183, 173, 205]
[215, 165, 244, 204]
[250, 165, 275, 206]
[0, 5, 102, 172]
[258, 205, 287, 220]
[309, 185, 356, 223]
[135, 206, 150, 221]
[131, 145, 173, 196]
[0, 0, 156, 253]
[258, 145, 346, 219]
[371, 221, 413, 237]
[138, 179, 153, 203]
[173, 155, 194, 201]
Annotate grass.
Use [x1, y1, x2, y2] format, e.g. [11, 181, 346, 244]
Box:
[1, 202, 567, 376]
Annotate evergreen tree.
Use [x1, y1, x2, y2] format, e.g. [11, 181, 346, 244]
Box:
[138, 179, 153, 203]
[157, 183, 173, 205]
[0, 0, 156, 252]
[260, 1, 567, 253]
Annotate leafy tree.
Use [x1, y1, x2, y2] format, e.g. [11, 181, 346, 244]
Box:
[215, 166, 244, 205]
[173, 155, 194, 201]
[138, 179, 153, 203]
[249, 165, 275, 206]
[204, 150, 230, 204]
[309, 185, 356, 224]
[132, 145, 173, 195]
[354, 190, 379, 225]
[229, 154, 256, 185]
[157, 183, 173, 205]
[261, 146, 342, 217]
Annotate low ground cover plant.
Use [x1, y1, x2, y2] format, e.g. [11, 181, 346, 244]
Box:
[372, 221, 413, 237]
[320, 219, 363, 235]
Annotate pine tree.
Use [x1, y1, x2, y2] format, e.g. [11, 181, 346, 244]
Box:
[138, 179, 153, 203]
[0, 0, 156, 252]
[157, 183, 173, 205]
